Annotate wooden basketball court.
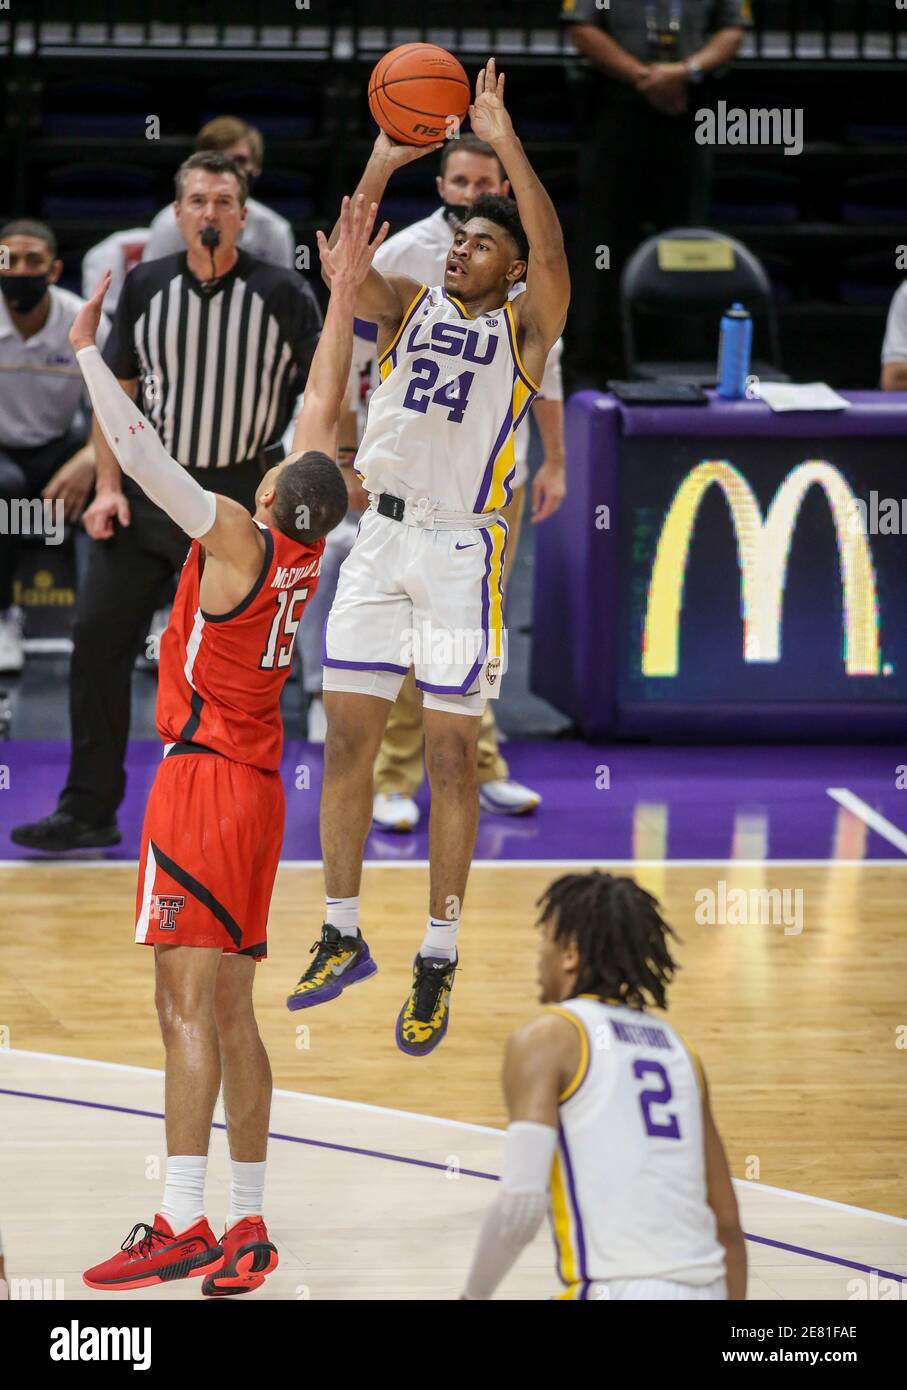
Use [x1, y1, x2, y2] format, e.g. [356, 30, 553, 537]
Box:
[2, 858, 906, 1298]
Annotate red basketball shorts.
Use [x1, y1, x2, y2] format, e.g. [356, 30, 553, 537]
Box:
[135, 748, 285, 959]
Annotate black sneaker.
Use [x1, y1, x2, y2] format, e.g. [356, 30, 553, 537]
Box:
[395, 953, 458, 1057]
[286, 924, 378, 1010]
[10, 810, 122, 852]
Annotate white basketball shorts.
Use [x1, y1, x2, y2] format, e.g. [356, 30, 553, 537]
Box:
[322, 509, 508, 711]
[562, 1276, 728, 1301]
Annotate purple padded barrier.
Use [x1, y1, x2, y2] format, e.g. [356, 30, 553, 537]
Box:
[530, 392, 622, 732]
[619, 389, 907, 438]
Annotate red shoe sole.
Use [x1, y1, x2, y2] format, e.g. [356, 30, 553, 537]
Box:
[202, 1242, 278, 1296]
[83, 1248, 223, 1291]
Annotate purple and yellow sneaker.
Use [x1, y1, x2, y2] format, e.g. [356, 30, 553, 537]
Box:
[287, 924, 377, 1011]
[395, 953, 458, 1057]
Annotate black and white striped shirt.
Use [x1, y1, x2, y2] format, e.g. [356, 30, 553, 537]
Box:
[102, 250, 321, 469]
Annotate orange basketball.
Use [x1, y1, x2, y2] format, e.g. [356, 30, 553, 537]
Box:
[368, 43, 470, 147]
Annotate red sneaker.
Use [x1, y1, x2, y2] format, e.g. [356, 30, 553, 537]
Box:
[201, 1216, 279, 1297]
[83, 1214, 223, 1291]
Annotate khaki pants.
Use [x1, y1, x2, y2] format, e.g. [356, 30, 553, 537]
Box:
[374, 485, 526, 796]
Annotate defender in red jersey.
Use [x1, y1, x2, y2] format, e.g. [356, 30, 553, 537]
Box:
[136, 521, 325, 959]
[72, 194, 389, 1296]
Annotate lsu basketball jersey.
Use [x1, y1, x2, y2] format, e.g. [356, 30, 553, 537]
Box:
[548, 997, 725, 1296]
[354, 285, 539, 513]
[157, 523, 324, 771]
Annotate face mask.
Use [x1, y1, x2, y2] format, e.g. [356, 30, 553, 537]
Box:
[442, 202, 470, 226]
[1, 273, 49, 314]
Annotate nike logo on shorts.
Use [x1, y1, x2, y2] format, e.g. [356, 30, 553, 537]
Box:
[455, 542, 477, 550]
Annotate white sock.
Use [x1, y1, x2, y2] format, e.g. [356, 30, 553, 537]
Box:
[421, 916, 459, 961]
[325, 896, 360, 937]
[227, 1160, 267, 1229]
[160, 1154, 207, 1232]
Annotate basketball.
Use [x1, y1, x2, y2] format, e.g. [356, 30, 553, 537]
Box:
[368, 43, 471, 147]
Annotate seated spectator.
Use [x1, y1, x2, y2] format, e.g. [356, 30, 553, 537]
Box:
[0, 219, 109, 673]
[82, 228, 150, 316]
[142, 116, 295, 269]
[880, 280, 907, 390]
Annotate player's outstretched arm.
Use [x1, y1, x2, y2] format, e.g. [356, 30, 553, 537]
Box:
[322, 133, 435, 327]
[71, 273, 222, 538]
[71, 275, 264, 583]
[293, 194, 389, 460]
[701, 1066, 748, 1300]
[461, 1014, 574, 1300]
[469, 58, 570, 352]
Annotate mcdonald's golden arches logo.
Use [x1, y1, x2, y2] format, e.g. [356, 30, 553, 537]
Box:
[642, 460, 881, 678]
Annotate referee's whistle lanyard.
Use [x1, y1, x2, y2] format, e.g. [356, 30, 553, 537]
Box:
[645, 0, 684, 58]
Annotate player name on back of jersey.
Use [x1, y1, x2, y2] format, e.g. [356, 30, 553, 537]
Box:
[610, 1019, 671, 1049]
[272, 558, 321, 589]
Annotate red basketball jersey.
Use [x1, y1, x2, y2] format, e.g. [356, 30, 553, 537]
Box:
[157, 523, 324, 771]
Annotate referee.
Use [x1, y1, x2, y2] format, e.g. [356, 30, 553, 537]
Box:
[13, 151, 321, 851]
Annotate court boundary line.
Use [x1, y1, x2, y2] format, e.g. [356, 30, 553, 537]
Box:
[2, 1080, 905, 1285]
[3, 1047, 499, 1133]
[826, 788, 907, 857]
[5, 1048, 907, 1228]
[3, 859, 907, 870]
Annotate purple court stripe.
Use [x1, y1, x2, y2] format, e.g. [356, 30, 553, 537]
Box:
[3, 1084, 906, 1284]
[0, 1086, 497, 1181]
[743, 1231, 906, 1279]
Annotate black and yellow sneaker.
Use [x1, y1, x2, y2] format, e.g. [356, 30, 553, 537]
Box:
[286, 925, 377, 1011]
[395, 953, 458, 1056]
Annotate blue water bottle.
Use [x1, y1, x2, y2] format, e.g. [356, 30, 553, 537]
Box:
[716, 303, 753, 399]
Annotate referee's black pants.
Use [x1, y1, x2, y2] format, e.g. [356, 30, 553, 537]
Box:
[58, 460, 261, 827]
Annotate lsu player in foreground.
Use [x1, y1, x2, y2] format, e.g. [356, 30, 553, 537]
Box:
[75, 196, 388, 1295]
[288, 58, 570, 1057]
[462, 873, 747, 1300]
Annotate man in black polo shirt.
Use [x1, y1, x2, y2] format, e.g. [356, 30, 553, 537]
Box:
[561, 0, 750, 386]
[13, 151, 321, 851]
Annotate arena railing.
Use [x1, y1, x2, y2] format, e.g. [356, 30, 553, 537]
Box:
[0, 1, 904, 64]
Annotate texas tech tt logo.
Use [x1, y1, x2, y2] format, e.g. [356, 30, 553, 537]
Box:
[153, 895, 185, 930]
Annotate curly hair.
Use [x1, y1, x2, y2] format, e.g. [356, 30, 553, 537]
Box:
[537, 871, 681, 1011]
[462, 192, 529, 265]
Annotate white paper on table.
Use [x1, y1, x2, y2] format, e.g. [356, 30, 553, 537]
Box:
[756, 382, 851, 412]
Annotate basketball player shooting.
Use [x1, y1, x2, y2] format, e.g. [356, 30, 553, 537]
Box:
[461, 874, 747, 1301]
[71, 195, 389, 1296]
[287, 58, 570, 1056]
